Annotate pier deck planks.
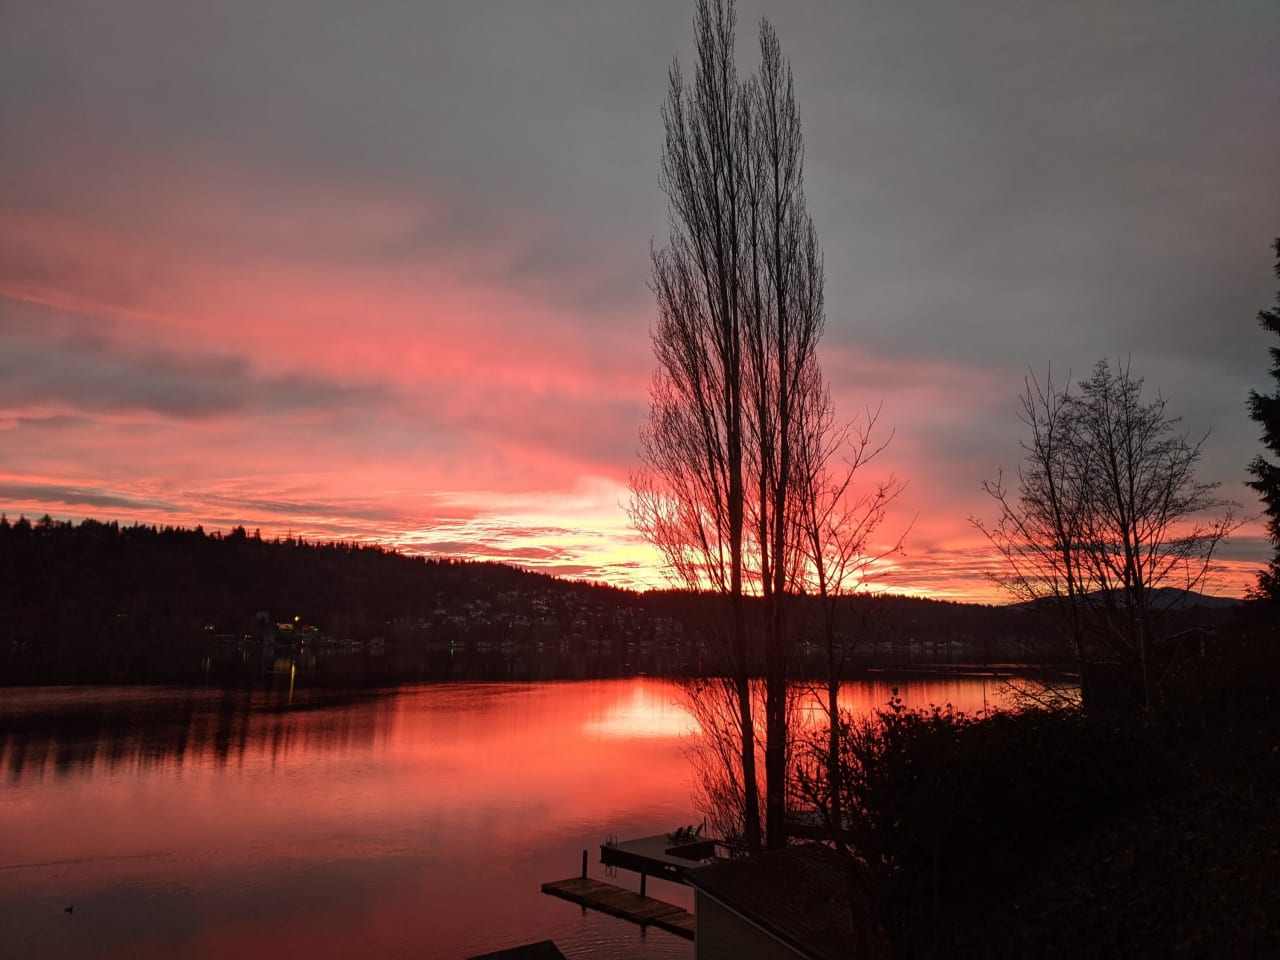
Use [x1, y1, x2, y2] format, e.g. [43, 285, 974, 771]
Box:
[540, 877, 694, 940]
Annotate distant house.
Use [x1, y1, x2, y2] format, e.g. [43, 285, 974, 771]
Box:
[687, 843, 856, 960]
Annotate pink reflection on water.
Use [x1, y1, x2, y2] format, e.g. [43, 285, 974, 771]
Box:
[0, 677, 1003, 959]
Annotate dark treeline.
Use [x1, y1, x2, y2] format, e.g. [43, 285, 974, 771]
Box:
[1, 512, 574, 627]
[0, 513, 644, 684]
[0, 514, 1232, 687]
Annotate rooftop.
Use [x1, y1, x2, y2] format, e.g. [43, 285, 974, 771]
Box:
[687, 843, 856, 960]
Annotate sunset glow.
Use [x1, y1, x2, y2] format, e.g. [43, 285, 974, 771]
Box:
[3, 1, 1277, 602]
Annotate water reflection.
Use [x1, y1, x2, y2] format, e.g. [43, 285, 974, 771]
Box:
[581, 683, 698, 740]
[1, 686, 394, 782]
[0, 677, 1006, 959]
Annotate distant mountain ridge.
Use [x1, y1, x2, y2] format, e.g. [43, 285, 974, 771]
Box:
[1018, 586, 1242, 612]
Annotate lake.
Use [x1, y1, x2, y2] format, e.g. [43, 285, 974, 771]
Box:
[0, 677, 1005, 958]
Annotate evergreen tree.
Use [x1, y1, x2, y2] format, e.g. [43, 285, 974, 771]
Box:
[1247, 236, 1280, 600]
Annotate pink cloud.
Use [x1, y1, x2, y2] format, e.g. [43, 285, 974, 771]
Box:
[0, 137, 1267, 600]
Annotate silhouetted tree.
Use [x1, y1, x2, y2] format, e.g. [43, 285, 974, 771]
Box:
[629, 0, 834, 850]
[792, 392, 906, 834]
[1247, 236, 1280, 600]
[977, 359, 1237, 708]
[629, 0, 761, 850]
[974, 369, 1091, 709]
[745, 16, 827, 851]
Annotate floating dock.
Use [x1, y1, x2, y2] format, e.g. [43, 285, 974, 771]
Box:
[540, 876, 694, 940]
[598, 833, 717, 885]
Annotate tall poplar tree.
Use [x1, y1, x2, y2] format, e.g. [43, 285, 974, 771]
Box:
[630, 0, 828, 850]
[630, 0, 760, 851]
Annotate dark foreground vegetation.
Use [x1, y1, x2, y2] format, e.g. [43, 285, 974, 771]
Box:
[799, 617, 1278, 957]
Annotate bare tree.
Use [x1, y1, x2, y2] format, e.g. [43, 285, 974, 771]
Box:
[973, 369, 1092, 708]
[977, 359, 1238, 707]
[679, 674, 764, 846]
[630, 0, 832, 850]
[791, 387, 907, 832]
[629, 0, 761, 850]
[743, 18, 827, 850]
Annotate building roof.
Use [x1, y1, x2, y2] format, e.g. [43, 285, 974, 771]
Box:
[687, 843, 856, 960]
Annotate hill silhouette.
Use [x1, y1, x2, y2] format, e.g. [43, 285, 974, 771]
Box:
[4, 513, 1228, 686]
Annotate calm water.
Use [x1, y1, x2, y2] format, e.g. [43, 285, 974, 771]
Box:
[0, 677, 1002, 959]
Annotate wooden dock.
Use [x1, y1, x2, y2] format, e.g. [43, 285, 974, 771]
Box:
[599, 833, 716, 885]
[540, 876, 695, 940]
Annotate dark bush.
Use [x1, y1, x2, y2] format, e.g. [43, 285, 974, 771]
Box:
[800, 693, 1176, 954]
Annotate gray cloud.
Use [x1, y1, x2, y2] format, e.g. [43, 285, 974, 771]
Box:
[1210, 535, 1273, 565]
[0, 483, 179, 514]
[6, 0, 1278, 360]
[5, 1, 1277, 335]
[0, 305, 389, 421]
[199, 496, 398, 525]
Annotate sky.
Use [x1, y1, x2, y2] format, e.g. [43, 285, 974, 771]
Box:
[2, 1, 1279, 601]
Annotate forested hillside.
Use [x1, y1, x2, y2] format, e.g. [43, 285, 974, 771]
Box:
[4, 514, 1232, 686]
